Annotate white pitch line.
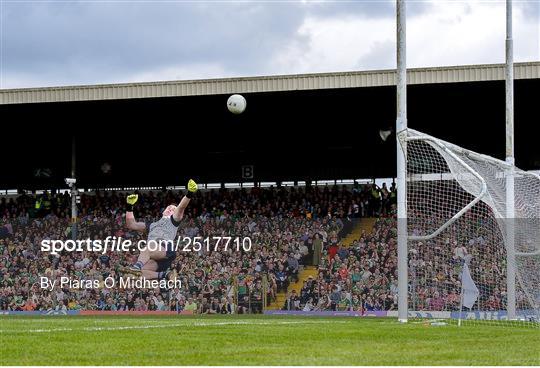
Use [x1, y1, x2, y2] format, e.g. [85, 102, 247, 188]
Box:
[0, 319, 347, 334]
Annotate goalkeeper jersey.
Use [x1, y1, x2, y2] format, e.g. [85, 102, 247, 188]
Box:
[147, 215, 180, 242]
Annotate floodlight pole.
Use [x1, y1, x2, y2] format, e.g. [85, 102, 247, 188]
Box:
[505, 0, 516, 320]
[396, 0, 408, 323]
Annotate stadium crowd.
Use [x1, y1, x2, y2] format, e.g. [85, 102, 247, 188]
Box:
[283, 214, 399, 312]
[282, 212, 525, 313]
[0, 184, 376, 313]
[1, 181, 520, 314]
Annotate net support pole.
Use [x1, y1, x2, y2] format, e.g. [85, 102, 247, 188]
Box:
[458, 284, 464, 327]
[505, 0, 516, 320]
[396, 0, 408, 323]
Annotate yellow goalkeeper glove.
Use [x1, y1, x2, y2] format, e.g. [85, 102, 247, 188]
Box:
[126, 194, 138, 211]
[186, 179, 198, 198]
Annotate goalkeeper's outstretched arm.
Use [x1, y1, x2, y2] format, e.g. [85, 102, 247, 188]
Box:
[125, 194, 146, 232]
[173, 179, 198, 222]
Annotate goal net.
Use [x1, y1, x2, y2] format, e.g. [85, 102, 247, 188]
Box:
[400, 128, 540, 327]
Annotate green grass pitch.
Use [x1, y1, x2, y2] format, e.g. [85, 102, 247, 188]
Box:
[1, 315, 539, 365]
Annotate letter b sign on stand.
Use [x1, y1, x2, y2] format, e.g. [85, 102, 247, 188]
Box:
[242, 165, 254, 179]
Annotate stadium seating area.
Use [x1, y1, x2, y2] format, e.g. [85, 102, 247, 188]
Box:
[0, 180, 520, 313]
[286, 215, 399, 312]
[0, 185, 367, 312]
[0, 177, 533, 361]
[4, 182, 513, 314]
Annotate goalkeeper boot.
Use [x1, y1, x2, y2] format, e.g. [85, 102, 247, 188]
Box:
[120, 262, 143, 276]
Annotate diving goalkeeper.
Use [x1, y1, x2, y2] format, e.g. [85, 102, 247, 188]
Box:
[120, 179, 198, 280]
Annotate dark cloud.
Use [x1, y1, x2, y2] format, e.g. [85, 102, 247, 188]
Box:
[2, 2, 308, 86]
[2, 1, 436, 87]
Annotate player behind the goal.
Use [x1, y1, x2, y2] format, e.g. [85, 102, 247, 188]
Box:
[120, 179, 198, 280]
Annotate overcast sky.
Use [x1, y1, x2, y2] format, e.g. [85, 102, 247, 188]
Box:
[1, 0, 539, 89]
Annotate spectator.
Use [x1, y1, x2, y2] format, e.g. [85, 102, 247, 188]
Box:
[312, 233, 323, 266]
[184, 298, 197, 313]
[287, 253, 299, 283]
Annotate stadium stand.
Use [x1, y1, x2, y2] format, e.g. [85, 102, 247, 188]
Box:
[0, 184, 372, 313]
[0, 181, 522, 314]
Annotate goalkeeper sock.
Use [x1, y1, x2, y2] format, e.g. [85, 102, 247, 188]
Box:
[158, 270, 170, 280]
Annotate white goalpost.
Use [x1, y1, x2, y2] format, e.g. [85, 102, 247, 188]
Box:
[395, 0, 540, 326]
[396, 0, 408, 324]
